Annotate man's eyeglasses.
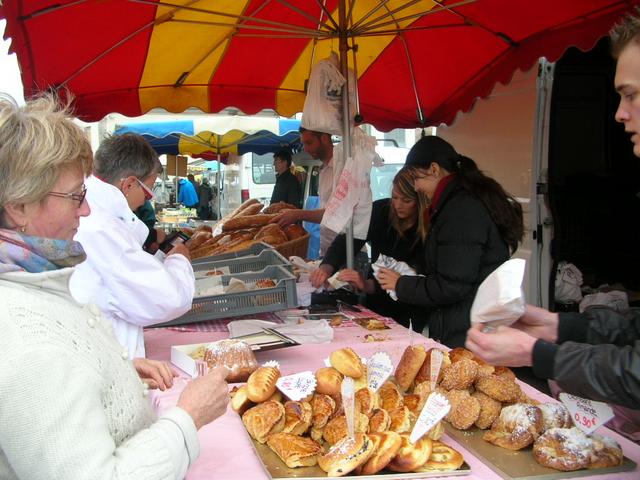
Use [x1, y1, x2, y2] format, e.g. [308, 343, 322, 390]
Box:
[136, 178, 154, 201]
[47, 184, 87, 207]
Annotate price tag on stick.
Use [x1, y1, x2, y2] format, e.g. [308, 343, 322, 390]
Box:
[559, 393, 614, 435]
[367, 352, 393, 392]
[430, 349, 443, 391]
[276, 371, 316, 401]
[341, 377, 356, 438]
[410, 392, 451, 444]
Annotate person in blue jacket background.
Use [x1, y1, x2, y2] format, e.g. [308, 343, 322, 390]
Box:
[178, 177, 198, 208]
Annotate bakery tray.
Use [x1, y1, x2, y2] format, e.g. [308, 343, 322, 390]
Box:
[445, 424, 636, 480]
[249, 436, 471, 480]
[152, 265, 298, 327]
[192, 244, 292, 274]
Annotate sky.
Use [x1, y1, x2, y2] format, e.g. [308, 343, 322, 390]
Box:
[0, 20, 25, 104]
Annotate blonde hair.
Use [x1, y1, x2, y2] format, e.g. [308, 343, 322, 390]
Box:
[389, 167, 429, 244]
[0, 94, 93, 226]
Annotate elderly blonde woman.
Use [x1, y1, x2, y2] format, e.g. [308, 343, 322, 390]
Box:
[70, 133, 195, 358]
[0, 94, 229, 480]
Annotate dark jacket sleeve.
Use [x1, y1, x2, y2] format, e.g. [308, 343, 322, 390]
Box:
[321, 199, 386, 270]
[286, 174, 303, 208]
[395, 196, 488, 308]
[532, 307, 640, 409]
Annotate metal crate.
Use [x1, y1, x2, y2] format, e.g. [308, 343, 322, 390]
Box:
[191, 242, 273, 264]
[152, 265, 298, 327]
[192, 248, 292, 275]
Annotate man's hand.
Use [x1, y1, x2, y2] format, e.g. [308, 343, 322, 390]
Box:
[338, 269, 365, 291]
[270, 209, 301, 228]
[177, 367, 230, 430]
[133, 358, 177, 391]
[155, 228, 167, 244]
[310, 264, 334, 288]
[168, 242, 191, 260]
[465, 324, 537, 367]
[511, 304, 559, 343]
[377, 267, 401, 291]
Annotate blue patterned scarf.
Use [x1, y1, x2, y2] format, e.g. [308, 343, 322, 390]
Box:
[0, 229, 86, 274]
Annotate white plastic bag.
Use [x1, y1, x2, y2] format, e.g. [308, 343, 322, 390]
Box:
[555, 261, 583, 303]
[471, 259, 527, 328]
[321, 127, 374, 240]
[371, 254, 419, 301]
[301, 53, 345, 135]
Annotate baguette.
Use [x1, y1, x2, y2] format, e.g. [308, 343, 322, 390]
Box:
[222, 214, 277, 231]
[236, 203, 263, 216]
[228, 198, 260, 219]
[263, 201, 298, 214]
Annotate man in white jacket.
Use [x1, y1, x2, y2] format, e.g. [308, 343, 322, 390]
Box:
[71, 133, 195, 357]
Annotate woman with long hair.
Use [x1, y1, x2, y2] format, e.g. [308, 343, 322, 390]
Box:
[311, 167, 429, 330]
[378, 136, 523, 346]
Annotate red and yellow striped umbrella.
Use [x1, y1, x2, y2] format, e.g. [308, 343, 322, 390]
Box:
[1, 0, 635, 130]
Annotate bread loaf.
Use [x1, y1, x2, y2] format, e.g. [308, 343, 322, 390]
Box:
[387, 434, 433, 472]
[329, 347, 364, 379]
[230, 385, 254, 414]
[246, 366, 280, 402]
[283, 223, 307, 240]
[318, 433, 375, 477]
[315, 367, 343, 396]
[394, 345, 427, 391]
[355, 431, 402, 475]
[263, 201, 298, 214]
[222, 214, 276, 231]
[415, 441, 465, 472]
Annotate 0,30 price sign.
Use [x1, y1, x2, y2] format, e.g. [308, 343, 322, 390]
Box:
[560, 393, 614, 434]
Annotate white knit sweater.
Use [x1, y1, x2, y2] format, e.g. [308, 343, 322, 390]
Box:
[0, 268, 199, 480]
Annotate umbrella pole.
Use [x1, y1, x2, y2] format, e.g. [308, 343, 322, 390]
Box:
[217, 152, 222, 221]
[338, 0, 355, 270]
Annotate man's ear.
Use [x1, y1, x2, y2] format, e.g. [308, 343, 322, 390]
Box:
[120, 176, 137, 196]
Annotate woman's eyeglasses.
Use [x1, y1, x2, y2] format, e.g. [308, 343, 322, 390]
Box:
[136, 178, 154, 201]
[47, 184, 87, 207]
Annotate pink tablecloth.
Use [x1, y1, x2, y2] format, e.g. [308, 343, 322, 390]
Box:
[144, 320, 640, 480]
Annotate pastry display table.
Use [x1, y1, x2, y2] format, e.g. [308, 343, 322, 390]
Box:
[144, 317, 640, 480]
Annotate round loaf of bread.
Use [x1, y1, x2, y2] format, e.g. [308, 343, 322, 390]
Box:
[355, 431, 402, 475]
[415, 441, 464, 472]
[329, 347, 364, 379]
[283, 223, 307, 240]
[203, 339, 258, 383]
[318, 433, 375, 477]
[387, 433, 433, 472]
[246, 366, 280, 402]
[315, 367, 344, 396]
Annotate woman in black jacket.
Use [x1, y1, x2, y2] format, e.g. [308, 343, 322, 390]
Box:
[310, 167, 429, 330]
[378, 136, 523, 347]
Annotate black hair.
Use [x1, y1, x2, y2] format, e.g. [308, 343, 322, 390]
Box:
[273, 148, 293, 167]
[407, 136, 524, 253]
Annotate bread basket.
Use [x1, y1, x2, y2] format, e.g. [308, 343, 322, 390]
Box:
[274, 232, 310, 259]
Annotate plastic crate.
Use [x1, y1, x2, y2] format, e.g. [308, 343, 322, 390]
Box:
[192, 248, 292, 275]
[191, 242, 273, 264]
[153, 265, 298, 327]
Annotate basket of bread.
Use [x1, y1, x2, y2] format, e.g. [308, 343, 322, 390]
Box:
[185, 200, 309, 261]
[230, 346, 470, 479]
[412, 346, 631, 478]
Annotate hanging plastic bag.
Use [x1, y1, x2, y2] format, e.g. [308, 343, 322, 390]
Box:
[579, 290, 629, 313]
[301, 53, 345, 135]
[321, 127, 374, 240]
[555, 261, 583, 303]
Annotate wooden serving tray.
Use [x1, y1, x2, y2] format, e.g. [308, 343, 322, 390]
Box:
[445, 424, 636, 480]
[248, 436, 471, 480]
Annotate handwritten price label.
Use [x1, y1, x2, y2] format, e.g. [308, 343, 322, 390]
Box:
[367, 352, 393, 392]
[559, 393, 614, 435]
[342, 377, 356, 438]
[276, 371, 316, 401]
[410, 392, 450, 444]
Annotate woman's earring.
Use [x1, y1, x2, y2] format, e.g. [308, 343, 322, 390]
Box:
[20, 224, 27, 233]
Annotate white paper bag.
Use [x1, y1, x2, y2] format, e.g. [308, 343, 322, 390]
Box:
[371, 254, 418, 301]
[471, 259, 526, 328]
